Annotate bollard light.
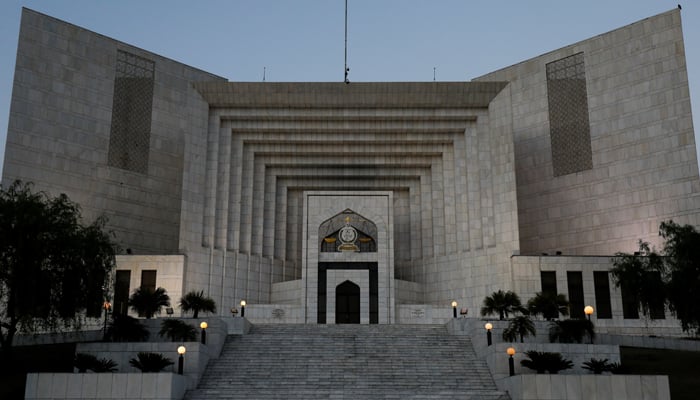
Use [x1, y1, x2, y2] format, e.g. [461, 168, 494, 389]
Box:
[507, 347, 516, 376]
[485, 322, 493, 346]
[451, 301, 458, 318]
[240, 300, 246, 318]
[200, 321, 208, 345]
[177, 345, 186, 375]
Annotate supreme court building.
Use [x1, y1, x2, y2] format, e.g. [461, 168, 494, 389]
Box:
[4, 8, 700, 333]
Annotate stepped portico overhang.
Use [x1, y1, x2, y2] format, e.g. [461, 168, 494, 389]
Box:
[193, 81, 508, 108]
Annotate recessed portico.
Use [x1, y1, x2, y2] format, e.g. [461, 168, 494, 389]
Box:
[302, 191, 394, 324]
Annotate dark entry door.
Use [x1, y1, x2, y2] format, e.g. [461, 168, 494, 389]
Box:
[336, 281, 360, 324]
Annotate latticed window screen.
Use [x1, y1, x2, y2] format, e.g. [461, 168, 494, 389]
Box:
[108, 50, 155, 173]
[546, 52, 593, 177]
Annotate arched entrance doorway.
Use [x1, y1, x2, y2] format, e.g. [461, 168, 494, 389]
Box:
[335, 281, 360, 324]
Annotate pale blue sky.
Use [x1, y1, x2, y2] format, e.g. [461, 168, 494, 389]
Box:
[1, 1, 699, 175]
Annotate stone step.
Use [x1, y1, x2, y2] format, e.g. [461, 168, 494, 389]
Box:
[185, 324, 508, 400]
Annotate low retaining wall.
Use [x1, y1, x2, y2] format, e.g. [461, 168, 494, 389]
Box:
[597, 333, 700, 351]
[24, 372, 187, 400]
[498, 374, 670, 400]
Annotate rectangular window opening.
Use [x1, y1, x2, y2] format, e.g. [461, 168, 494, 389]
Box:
[593, 271, 613, 319]
[567, 271, 585, 319]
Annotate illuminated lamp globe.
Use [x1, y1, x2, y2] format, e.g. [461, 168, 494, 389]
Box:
[507, 347, 516, 356]
[200, 321, 208, 330]
[485, 323, 493, 331]
[584, 306, 594, 316]
[177, 345, 186, 355]
[451, 301, 458, 308]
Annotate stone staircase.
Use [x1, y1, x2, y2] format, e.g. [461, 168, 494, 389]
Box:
[185, 324, 509, 400]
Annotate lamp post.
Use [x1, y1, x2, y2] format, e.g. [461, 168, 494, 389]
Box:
[102, 301, 111, 341]
[200, 321, 208, 345]
[584, 305, 595, 344]
[485, 322, 493, 346]
[451, 301, 457, 318]
[507, 347, 516, 376]
[240, 300, 246, 318]
[177, 345, 186, 375]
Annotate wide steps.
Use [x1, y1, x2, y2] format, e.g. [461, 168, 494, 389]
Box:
[185, 324, 508, 400]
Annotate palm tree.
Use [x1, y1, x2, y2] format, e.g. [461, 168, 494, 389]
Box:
[527, 292, 570, 320]
[179, 290, 217, 318]
[502, 315, 536, 343]
[480, 290, 525, 320]
[128, 287, 170, 319]
[159, 319, 197, 342]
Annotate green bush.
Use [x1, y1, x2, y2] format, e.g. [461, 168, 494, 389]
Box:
[129, 352, 174, 372]
[520, 351, 573, 374]
[159, 319, 197, 342]
[548, 319, 595, 343]
[74, 353, 118, 372]
[74, 353, 98, 373]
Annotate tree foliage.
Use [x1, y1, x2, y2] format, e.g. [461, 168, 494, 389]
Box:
[179, 290, 216, 318]
[129, 287, 170, 319]
[480, 290, 525, 320]
[659, 221, 700, 333]
[0, 181, 117, 349]
[611, 221, 700, 333]
[611, 240, 666, 320]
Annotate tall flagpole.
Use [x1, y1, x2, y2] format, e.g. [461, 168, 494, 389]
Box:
[344, 0, 349, 83]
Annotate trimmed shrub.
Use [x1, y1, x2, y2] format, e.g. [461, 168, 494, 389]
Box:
[107, 314, 149, 342]
[582, 358, 613, 374]
[129, 352, 174, 372]
[520, 351, 574, 374]
[74, 353, 118, 372]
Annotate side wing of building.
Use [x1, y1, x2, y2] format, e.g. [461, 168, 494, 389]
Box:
[476, 8, 700, 256]
[3, 8, 225, 254]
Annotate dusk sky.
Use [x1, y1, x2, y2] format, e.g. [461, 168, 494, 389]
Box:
[1, 1, 698, 176]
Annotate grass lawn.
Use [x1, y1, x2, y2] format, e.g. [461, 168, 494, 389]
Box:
[0, 343, 75, 400]
[620, 346, 700, 400]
